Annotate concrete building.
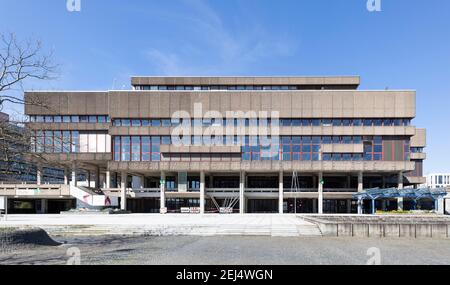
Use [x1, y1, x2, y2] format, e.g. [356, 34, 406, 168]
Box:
[427, 173, 450, 189]
[0, 76, 427, 214]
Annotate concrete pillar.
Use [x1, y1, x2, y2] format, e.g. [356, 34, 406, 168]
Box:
[71, 162, 77, 186]
[95, 166, 100, 189]
[357, 199, 363, 214]
[239, 171, 245, 214]
[36, 165, 43, 185]
[41, 199, 47, 214]
[87, 170, 91, 188]
[382, 175, 386, 188]
[358, 172, 363, 192]
[436, 198, 444, 215]
[105, 171, 111, 189]
[160, 171, 166, 213]
[357, 172, 364, 214]
[347, 199, 352, 214]
[209, 175, 213, 188]
[64, 168, 69, 185]
[120, 171, 127, 210]
[200, 171, 205, 214]
[312, 199, 317, 213]
[397, 172, 404, 211]
[346, 176, 351, 188]
[279, 171, 284, 214]
[318, 172, 323, 214]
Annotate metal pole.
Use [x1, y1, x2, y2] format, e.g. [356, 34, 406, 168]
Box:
[372, 199, 376, 215]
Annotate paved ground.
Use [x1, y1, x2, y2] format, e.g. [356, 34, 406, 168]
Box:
[1, 235, 450, 265]
[0, 214, 322, 236]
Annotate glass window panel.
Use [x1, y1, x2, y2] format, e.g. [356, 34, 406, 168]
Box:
[374, 145, 383, 153]
[353, 136, 362, 144]
[302, 153, 311, 161]
[332, 120, 342, 126]
[322, 136, 332, 144]
[342, 136, 352, 144]
[152, 119, 161, 127]
[302, 145, 311, 152]
[353, 119, 362, 126]
[131, 119, 141, 126]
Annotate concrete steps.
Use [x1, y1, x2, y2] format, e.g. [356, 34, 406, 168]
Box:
[43, 222, 322, 237]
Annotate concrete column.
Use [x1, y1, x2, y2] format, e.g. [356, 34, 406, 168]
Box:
[120, 171, 127, 210]
[160, 172, 166, 213]
[382, 176, 386, 188]
[64, 168, 69, 185]
[318, 172, 323, 214]
[347, 199, 352, 214]
[209, 175, 213, 188]
[357, 199, 363, 214]
[88, 170, 92, 188]
[71, 162, 77, 186]
[346, 176, 351, 188]
[95, 166, 100, 189]
[105, 170, 111, 189]
[312, 199, 317, 213]
[40, 199, 47, 214]
[200, 171, 205, 214]
[357, 172, 364, 214]
[436, 198, 444, 215]
[239, 171, 245, 214]
[279, 171, 284, 214]
[36, 165, 43, 185]
[397, 172, 404, 211]
[357, 172, 363, 192]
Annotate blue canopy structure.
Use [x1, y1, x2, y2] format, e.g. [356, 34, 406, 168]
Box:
[353, 187, 448, 214]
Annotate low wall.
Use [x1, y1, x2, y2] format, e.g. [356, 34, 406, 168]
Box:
[303, 215, 450, 238]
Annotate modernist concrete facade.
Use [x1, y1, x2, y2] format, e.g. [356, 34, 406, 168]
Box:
[0, 76, 427, 214]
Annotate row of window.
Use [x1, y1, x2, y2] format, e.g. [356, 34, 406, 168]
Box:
[133, 85, 339, 91]
[30, 115, 110, 123]
[112, 118, 412, 127]
[111, 135, 409, 162]
[410, 147, 424, 153]
[31, 131, 111, 153]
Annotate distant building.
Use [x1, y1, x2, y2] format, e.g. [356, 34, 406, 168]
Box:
[427, 173, 450, 188]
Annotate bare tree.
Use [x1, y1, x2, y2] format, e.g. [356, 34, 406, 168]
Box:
[0, 33, 59, 182]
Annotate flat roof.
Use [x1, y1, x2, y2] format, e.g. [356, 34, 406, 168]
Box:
[130, 76, 361, 87]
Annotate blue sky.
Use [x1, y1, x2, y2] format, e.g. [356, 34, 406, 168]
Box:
[1, 0, 449, 173]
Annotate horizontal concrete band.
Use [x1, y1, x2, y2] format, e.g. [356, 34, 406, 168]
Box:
[25, 90, 416, 119]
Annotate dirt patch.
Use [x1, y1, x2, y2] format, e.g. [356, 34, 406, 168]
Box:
[0, 227, 61, 247]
